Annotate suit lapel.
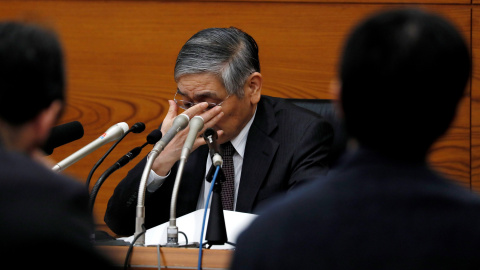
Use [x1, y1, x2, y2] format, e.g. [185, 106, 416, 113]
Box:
[236, 97, 279, 212]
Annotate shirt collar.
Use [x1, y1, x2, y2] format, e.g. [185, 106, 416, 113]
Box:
[229, 108, 256, 158]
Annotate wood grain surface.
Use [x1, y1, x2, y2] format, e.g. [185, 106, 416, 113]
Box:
[0, 1, 475, 229]
[472, 7, 480, 192]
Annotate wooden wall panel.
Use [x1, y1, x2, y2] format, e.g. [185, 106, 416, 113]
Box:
[472, 6, 480, 192]
[0, 1, 472, 229]
[147, 0, 472, 4]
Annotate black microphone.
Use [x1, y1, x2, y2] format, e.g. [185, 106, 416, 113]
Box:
[114, 129, 162, 169]
[147, 128, 162, 144]
[130, 122, 146, 134]
[203, 128, 229, 247]
[85, 122, 145, 189]
[42, 121, 84, 155]
[109, 129, 164, 169]
[203, 128, 222, 166]
[88, 129, 162, 214]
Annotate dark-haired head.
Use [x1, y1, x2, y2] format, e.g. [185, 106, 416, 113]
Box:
[174, 27, 260, 98]
[0, 21, 65, 126]
[339, 8, 471, 160]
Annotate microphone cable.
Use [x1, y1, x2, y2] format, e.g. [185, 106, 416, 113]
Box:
[124, 224, 146, 270]
[88, 129, 162, 214]
[198, 165, 220, 270]
[85, 122, 145, 190]
[123, 224, 189, 270]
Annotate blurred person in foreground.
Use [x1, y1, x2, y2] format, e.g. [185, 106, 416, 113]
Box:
[0, 21, 114, 269]
[231, 8, 480, 269]
[105, 27, 334, 236]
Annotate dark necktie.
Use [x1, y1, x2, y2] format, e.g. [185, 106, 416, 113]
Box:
[221, 142, 235, 211]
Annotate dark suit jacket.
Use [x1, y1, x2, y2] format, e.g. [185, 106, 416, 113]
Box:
[105, 95, 334, 236]
[0, 147, 114, 269]
[231, 147, 480, 270]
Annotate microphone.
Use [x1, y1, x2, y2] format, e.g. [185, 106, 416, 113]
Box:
[134, 114, 190, 245]
[42, 121, 84, 155]
[129, 122, 146, 134]
[180, 116, 205, 161]
[167, 115, 204, 246]
[88, 129, 162, 214]
[146, 129, 163, 145]
[202, 130, 230, 248]
[85, 122, 145, 188]
[52, 122, 129, 172]
[111, 129, 162, 170]
[203, 128, 222, 166]
[151, 114, 190, 154]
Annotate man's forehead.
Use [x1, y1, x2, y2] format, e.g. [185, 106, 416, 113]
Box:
[177, 74, 225, 98]
[176, 88, 222, 99]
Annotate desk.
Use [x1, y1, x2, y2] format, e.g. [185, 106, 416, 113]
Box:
[98, 245, 234, 269]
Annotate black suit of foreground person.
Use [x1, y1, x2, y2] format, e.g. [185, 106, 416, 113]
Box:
[0, 22, 114, 269]
[231, 8, 480, 270]
[105, 27, 333, 236]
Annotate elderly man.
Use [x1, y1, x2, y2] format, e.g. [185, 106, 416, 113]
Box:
[105, 27, 334, 236]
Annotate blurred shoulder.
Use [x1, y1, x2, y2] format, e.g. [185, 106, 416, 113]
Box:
[0, 148, 85, 194]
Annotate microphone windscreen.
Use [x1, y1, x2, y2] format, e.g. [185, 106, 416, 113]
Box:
[42, 121, 84, 155]
[203, 127, 217, 140]
[131, 122, 146, 133]
[146, 129, 162, 145]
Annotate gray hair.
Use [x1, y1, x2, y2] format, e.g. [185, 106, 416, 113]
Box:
[174, 27, 260, 98]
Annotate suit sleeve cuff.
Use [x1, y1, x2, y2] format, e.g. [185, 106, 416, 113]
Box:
[146, 156, 170, 192]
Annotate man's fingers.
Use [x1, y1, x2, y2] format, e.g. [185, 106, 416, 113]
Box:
[199, 106, 222, 122]
[161, 100, 180, 134]
[181, 102, 209, 119]
[198, 111, 224, 135]
[165, 100, 179, 119]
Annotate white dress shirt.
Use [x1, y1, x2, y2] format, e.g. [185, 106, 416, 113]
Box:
[146, 111, 256, 211]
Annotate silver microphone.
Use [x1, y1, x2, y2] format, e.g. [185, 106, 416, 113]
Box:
[134, 114, 190, 246]
[180, 116, 205, 161]
[152, 114, 190, 154]
[167, 115, 204, 246]
[52, 122, 129, 172]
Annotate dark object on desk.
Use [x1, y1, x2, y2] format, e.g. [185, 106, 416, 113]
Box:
[94, 230, 130, 246]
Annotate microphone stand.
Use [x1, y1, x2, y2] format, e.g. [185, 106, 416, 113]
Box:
[165, 153, 187, 247]
[89, 142, 148, 215]
[89, 165, 118, 214]
[88, 163, 132, 245]
[134, 148, 160, 246]
[88, 144, 151, 244]
[166, 116, 204, 247]
[133, 114, 189, 246]
[203, 164, 230, 247]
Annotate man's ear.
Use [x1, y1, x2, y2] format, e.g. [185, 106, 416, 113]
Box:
[33, 100, 63, 144]
[245, 72, 262, 104]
